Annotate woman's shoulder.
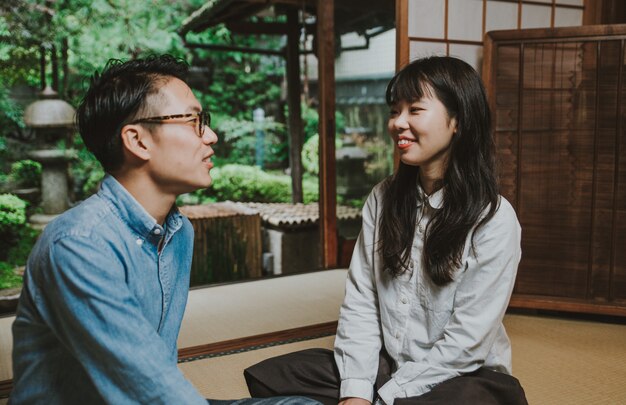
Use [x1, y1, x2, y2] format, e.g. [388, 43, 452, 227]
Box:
[484, 195, 520, 231]
[364, 177, 392, 205]
[357, 177, 392, 220]
[371, 177, 390, 196]
[495, 195, 517, 218]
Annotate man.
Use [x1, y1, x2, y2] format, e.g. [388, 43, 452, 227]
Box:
[11, 55, 318, 405]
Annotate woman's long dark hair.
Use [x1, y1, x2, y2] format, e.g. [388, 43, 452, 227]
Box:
[380, 56, 499, 286]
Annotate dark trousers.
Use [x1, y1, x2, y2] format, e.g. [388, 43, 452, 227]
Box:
[244, 348, 528, 405]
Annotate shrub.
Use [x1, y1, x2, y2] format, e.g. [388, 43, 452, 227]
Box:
[0, 261, 21, 290]
[0, 193, 27, 261]
[9, 159, 41, 188]
[301, 134, 343, 176]
[197, 164, 319, 203]
[5, 225, 38, 265]
[81, 167, 105, 198]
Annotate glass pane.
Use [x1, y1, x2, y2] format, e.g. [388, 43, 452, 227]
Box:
[449, 44, 483, 74]
[409, 40, 447, 60]
[335, 30, 396, 79]
[449, 0, 483, 41]
[486, 1, 518, 32]
[521, 4, 552, 29]
[408, 0, 445, 38]
[554, 7, 583, 27]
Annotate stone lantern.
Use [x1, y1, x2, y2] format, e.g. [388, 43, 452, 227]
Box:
[335, 135, 370, 199]
[23, 85, 77, 228]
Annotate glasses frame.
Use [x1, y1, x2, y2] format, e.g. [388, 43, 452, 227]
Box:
[130, 110, 211, 138]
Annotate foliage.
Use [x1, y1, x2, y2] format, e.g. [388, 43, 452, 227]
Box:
[192, 164, 318, 203]
[0, 224, 38, 290]
[0, 193, 26, 230]
[0, 193, 27, 260]
[299, 104, 346, 175]
[80, 166, 106, 199]
[301, 134, 344, 176]
[64, 135, 105, 200]
[0, 261, 22, 290]
[5, 224, 38, 265]
[300, 103, 346, 142]
[214, 117, 287, 166]
[0, 85, 25, 142]
[1, 0, 290, 201]
[188, 25, 285, 120]
[9, 159, 41, 188]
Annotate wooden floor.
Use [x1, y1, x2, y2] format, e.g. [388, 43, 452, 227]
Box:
[2, 268, 626, 404]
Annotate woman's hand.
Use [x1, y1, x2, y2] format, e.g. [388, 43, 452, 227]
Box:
[338, 398, 372, 405]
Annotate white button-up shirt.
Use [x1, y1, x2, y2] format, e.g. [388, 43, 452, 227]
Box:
[334, 182, 522, 404]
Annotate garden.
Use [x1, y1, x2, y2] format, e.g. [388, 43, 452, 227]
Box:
[0, 0, 388, 295]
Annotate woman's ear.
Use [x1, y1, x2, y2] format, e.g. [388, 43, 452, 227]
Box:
[120, 124, 151, 161]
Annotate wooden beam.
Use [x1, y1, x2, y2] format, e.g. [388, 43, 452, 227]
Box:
[286, 8, 304, 203]
[178, 321, 338, 360]
[226, 21, 289, 35]
[509, 295, 626, 317]
[184, 41, 285, 56]
[317, 0, 338, 269]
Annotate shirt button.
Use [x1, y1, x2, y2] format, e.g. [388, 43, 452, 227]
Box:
[153, 228, 161, 235]
[395, 332, 400, 339]
[401, 296, 408, 304]
[136, 238, 143, 246]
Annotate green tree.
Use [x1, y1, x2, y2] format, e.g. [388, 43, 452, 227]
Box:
[1, 0, 289, 187]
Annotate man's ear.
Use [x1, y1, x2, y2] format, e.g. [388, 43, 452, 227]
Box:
[120, 124, 151, 161]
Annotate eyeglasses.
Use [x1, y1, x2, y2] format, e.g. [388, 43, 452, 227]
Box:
[130, 110, 211, 138]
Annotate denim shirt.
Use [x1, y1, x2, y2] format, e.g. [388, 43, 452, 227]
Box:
[335, 181, 522, 404]
[11, 175, 207, 405]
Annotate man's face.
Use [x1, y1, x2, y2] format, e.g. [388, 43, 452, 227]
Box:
[145, 77, 218, 196]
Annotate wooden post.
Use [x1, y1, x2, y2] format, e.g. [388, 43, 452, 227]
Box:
[317, 0, 337, 269]
[286, 8, 304, 203]
[394, 0, 410, 169]
[396, 0, 409, 70]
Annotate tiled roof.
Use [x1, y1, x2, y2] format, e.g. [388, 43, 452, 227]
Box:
[179, 201, 258, 219]
[239, 202, 361, 228]
[180, 202, 362, 228]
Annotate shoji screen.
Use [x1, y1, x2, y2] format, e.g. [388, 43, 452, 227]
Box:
[405, 0, 584, 72]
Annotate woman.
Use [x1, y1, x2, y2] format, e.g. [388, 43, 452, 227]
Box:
[245, 56, 527, 405]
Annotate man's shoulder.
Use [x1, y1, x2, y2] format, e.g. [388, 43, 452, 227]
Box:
[42, 193, 113, 243]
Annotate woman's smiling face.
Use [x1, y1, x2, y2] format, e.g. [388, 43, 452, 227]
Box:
[388, 87, 457, 178]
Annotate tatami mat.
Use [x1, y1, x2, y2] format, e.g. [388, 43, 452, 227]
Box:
[504, 314, 626, 405]
[180, 336, 335, 399]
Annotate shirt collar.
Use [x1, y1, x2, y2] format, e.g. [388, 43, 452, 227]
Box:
[97, 175, 184, 242]
[417, 182, 444, 210]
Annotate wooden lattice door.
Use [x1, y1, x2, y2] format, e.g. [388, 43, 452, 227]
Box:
[483, 25, 626, 316]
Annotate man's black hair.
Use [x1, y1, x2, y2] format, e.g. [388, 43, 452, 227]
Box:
[76, 54, 189, 172]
